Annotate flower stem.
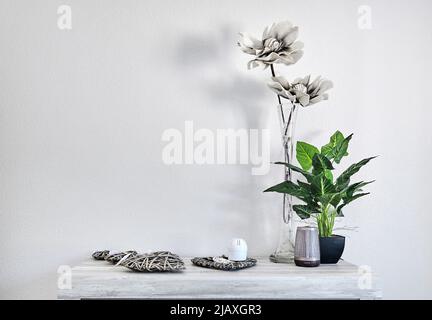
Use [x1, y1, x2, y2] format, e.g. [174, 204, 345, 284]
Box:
[270, 64, 285, 123]
[270, 64, 292, 224]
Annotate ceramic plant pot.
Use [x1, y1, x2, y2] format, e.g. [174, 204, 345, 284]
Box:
[319, 235, 345, 264]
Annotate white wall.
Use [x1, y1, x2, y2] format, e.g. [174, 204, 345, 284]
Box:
[1, 0, 431, 299]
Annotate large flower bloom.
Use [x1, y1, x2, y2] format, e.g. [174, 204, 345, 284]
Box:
[238, 21, 304, 69]
[268, 75, 333, 107]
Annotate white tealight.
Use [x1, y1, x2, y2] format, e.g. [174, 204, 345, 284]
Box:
[228, 238, 248, 261]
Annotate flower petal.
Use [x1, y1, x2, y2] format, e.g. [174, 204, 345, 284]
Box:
[238, 43, 256, 55]
[297, 93, 310, 107]
[262, 24, 272, 39]
[309, 95, 324, 105]
[287, 41, 304, 52]
[282, 26, 299, 46]
[247, 60, 261, 69]
[267, 80, 285, 92]
[268, 81, 294, 100]
[316, 80, 333, 94]
[301, 75, 311, 86]
[256, 51, 281, 63]
[269, 50, 303, 66]
[238, 32, 263, 50]
[278, 50, 303, 65]
[293, 50, 304, 61]
[269, 21, 294, 40]
[271, 76, 291, 89]
[308, 76, 322, 94]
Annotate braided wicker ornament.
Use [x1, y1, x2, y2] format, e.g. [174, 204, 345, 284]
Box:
[191, 256, 257, 271]
[104, 250, 137, 264]
[92, 250, 110, 260]
[120, 251, 185, 272]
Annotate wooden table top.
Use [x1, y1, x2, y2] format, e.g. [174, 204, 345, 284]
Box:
[57, 257, 382, 300]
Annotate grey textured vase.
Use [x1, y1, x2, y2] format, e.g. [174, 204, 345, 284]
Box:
[294, 226, 320, 267]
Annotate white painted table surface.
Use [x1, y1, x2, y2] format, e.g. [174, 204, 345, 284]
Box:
[58, 258, 382, 300]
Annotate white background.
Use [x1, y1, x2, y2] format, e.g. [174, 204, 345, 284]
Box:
[1, 0, 431, 299]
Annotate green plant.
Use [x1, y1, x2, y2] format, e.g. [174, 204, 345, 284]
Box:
[264, 131, 376, 237]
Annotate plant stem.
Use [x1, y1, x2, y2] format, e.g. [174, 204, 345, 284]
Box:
[317, 204, 336, 237]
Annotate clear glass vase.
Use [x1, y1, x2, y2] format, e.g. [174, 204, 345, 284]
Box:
[269, 102, 299, 263]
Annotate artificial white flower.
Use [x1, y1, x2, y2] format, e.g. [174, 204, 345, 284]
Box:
[268, 75, 333, 107]
[238, 21, 304, 69]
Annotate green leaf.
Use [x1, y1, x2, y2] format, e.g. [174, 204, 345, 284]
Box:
[321, 131, 344, 158]
[312, 153, 334, 174]
[296, 180, 316, 204]
[336, 157, 377, 190]
[337, 181, 374, 215]
[321, 131, 352, 163]
[317, 193, 337, 207]
[311, 173, 335, 196]
[264, 181, 307, 199]
[330, 193, 343, 208]
[324, 169, 333, 182]
[274, 162, 313, 182]
[346, 180, 375, 197]
[297, 180, 312, 191]
[337, 192, 370, 215]
[317, 192, 344, 208]
[293, 205, 316, 219]
[296, 141, 319, 171]
[333, 134, 353, 164]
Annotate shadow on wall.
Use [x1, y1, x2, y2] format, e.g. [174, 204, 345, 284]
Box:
[174, 24, 268, 127]
[172, 24, 276, 250]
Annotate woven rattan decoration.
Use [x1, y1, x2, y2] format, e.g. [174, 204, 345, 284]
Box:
[120, 251, 185, 272]
[191, 256, 257, 270]
[104, 251, 137, 264]
[92, 250, 110, 260]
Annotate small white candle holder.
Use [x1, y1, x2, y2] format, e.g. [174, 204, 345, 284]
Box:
[228, 238, 248, 261]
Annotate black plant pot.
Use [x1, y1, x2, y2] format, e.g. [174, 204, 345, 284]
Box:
[319, 235, 345, 264]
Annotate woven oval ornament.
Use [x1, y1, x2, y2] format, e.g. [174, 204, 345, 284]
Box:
[191, 256, 257, 271]
[92, 250, 110, 260]
[105, 250, 137, 264]
[120, 251, 185, 272]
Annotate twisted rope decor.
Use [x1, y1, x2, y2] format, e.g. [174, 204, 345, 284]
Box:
[92, 250, 110, 260]
[191, 256, 257, 271]
[120, 251, 185, 272]
[104, 251, 138, 264]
